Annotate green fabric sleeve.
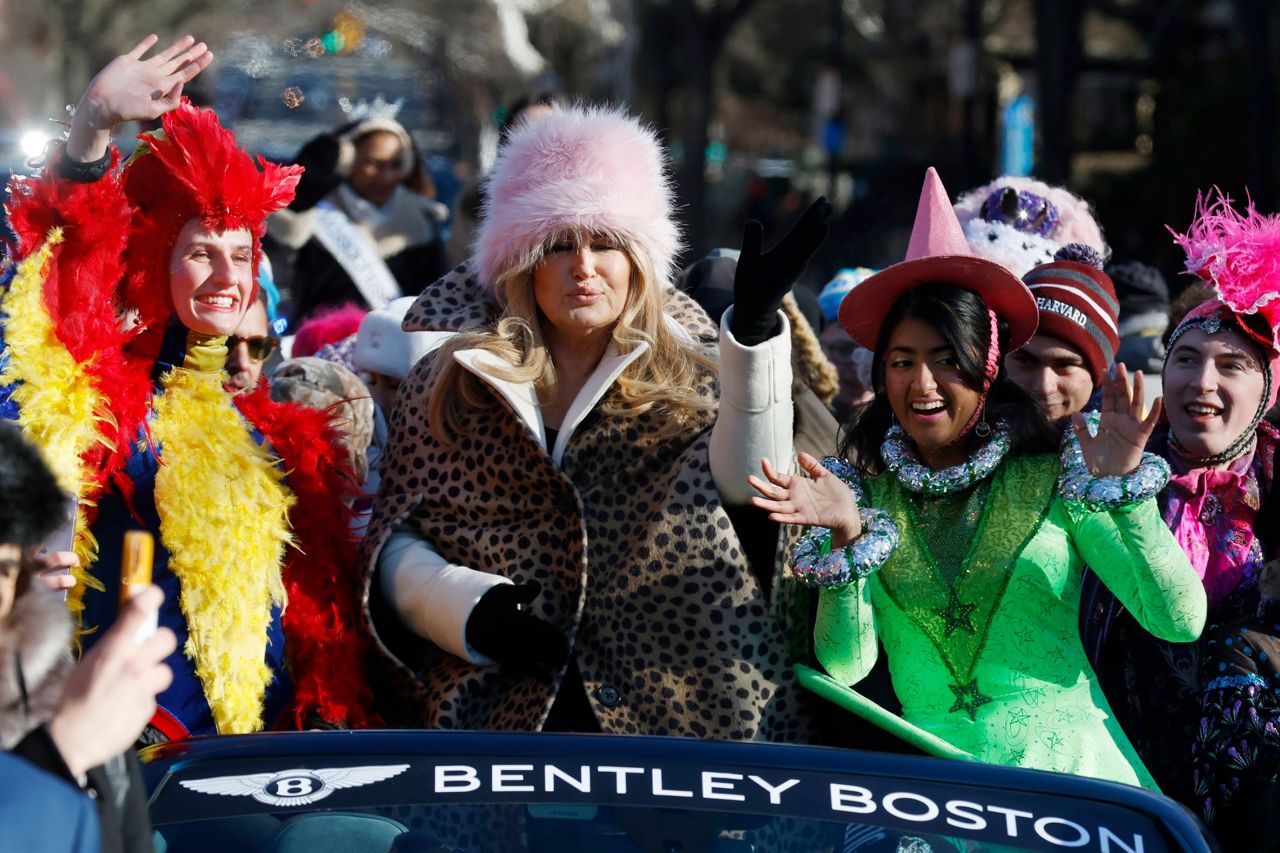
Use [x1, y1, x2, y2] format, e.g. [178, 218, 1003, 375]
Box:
[814, 578, 879, 685]
[1067, 497, 1206, 642]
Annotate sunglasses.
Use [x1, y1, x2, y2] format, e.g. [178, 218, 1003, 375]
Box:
[227, 335, 278, 363]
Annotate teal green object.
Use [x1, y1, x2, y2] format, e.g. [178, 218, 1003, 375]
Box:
[807, 454, 1206, 790]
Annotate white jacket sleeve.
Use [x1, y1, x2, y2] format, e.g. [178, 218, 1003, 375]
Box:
[376, 528, 512, 665]
[709, 307, 795, 506]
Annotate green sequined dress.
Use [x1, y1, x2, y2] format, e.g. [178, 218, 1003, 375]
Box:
[814, 454, 1206, 790]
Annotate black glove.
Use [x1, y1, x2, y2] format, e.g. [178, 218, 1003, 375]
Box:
[730, 197, 832, 346]
[465, 581, 569, 676]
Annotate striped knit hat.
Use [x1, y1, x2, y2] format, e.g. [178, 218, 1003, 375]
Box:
[1021, 244, 1120, 385]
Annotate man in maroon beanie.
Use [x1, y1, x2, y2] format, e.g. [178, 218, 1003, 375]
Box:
[1005, 244, 1121, 422]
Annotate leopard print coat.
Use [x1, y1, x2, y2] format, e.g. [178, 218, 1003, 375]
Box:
[359, 265, 812, 742]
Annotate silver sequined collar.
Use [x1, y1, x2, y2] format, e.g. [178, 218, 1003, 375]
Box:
[881, 422, 1011, 495]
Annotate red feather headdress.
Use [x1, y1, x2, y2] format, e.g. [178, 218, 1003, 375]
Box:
[1170, 189, 1280, 352]
[120, 100, 302, 330]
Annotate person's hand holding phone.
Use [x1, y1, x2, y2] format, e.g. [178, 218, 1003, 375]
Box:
[47, 585, 175, 779]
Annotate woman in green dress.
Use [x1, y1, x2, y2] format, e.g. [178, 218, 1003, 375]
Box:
[749, 168, 1206, 789]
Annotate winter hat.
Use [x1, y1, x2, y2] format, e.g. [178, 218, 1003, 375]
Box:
[1022, 244, 1121, 385]
[1107, 260, 1169, 321]
[120, 100, 302, 330]
[474, 104, 682, 288]
[269, 358, 375, 480]
[677, 249, 740, 324]
[335, 117, 415, 180]
[818, 267, 878, 324]
[954, 176, 1108, 279]
[353, 296, 450, 380]
[1163, 191, 1280, 465]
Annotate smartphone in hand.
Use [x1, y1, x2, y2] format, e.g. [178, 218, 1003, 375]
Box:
[37, 493, 77, 600]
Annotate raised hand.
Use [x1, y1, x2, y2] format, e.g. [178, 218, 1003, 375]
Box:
[730, 197, 832, 346]
[1071, 363, 1163, 477]
[67, 34, 213, 162]
[749, 454, 862, 546]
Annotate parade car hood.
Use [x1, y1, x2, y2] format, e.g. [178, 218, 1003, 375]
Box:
[142, 731, 1214, 852]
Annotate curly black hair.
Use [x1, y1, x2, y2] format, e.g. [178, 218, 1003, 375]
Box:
[0, 422, 66, 549]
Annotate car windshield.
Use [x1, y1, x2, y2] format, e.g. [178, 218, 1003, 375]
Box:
[147, 743, 1174, 853]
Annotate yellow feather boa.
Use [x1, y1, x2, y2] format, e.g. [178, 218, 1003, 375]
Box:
[151, 365, 294, 733]
[0, 229, 107, 618]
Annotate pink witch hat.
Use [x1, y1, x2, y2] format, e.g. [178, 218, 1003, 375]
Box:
[838, 167, 1038, 350]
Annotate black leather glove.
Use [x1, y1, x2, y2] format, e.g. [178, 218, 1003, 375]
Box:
[465, 581, 569, 676]
[730, 197, 832, 346]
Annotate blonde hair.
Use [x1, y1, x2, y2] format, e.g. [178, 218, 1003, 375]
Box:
[426, 235, 717, 446]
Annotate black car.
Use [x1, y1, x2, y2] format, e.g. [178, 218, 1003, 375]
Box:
[142, 731, 1215, 852]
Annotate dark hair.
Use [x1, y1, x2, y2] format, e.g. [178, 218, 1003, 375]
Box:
[499, 92, 557, 142]
[0, 423, 65, 549]
[839, 283, 1059, 475]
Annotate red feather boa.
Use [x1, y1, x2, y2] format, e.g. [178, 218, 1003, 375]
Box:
[235, 387, 382, 729]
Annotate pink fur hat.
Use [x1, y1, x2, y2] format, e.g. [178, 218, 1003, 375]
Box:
[473, 104, 682, 288]
[953, 176, 1109, 278]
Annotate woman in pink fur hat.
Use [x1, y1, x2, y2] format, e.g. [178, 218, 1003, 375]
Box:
[357, 103, 829, 740]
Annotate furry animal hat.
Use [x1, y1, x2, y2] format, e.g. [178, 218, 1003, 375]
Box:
[473, 104, 682, 288]
[953, 176, 1108, 278]
[121, 100, 303, 330]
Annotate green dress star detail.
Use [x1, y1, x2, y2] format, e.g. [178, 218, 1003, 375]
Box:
[807, 454, 1207, 791]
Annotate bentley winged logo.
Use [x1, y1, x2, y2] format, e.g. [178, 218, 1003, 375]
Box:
[179, 764, 411, 807]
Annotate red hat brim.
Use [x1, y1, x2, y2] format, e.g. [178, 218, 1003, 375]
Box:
[837, 254, 1039, 351]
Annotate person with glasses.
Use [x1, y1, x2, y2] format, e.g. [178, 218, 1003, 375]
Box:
[224, 293, 279, 394]
[0, 37, 379, 740]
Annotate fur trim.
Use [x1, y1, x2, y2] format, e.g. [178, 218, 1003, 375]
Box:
[151, 368, 294, 734]
[0, 584, 73, 748]
[235, 387, 382, 728]
[1170, 190, 1280, 349]
[954, 176, 1108, 278]
[474, 104, 682, 288]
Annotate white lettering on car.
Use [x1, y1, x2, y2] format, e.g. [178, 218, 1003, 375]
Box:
[882, 791, 940, 822]
[545, 764, 591, 793]
[830, 783, 877, 814]
[701, 772, 746, 802]
[944, 799, 988, 831]
[434, 765, 481, 793]
[1034, 816, 1091, 847]
[746, 775, 799, 804]
[652, 769, 695, 798]
[492, 765, 536, 793]
[596, 765, 645, 794]
[988, 805, 1035, 837]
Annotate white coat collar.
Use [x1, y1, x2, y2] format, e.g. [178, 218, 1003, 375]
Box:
[453, 338, 650, 466]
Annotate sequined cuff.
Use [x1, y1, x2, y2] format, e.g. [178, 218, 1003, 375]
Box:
[791, 509, 899, 587]
[1057, 452, 1171, 512]
[819, 455, 868, 505]
[51, 143, 111, 184]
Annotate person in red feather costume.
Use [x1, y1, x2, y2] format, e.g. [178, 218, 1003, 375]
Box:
[0, 36, 379, 739]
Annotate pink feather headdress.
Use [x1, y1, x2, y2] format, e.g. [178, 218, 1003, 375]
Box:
[473, 104, 682, 289]
[1170, 189, 1280, 351]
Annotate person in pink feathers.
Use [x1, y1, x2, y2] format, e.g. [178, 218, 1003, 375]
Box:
[358, 104, 827, 739]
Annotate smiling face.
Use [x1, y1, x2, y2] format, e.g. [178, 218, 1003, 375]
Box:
[168, 219, 255, 337]
[1004, 333, 1095, 422]
[883, 316, 984, 468]
[1163, 326, 1268, 460]
[532, 235, 632, 348]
